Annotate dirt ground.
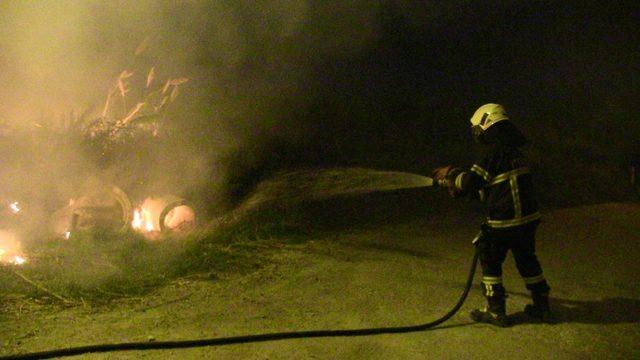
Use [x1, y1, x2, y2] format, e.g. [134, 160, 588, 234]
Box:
[2, 202, 639, 359]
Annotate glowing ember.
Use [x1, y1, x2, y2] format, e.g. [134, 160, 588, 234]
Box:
[9, 201, 21, 214]
[0, 230, 26, 266]
[131, 197, 195, 236]
[164, 205, 196, 231]
[132, 209, 142, 229]
[0, 250, 27, 266]
[145, 217, 154, 232]
[12, 255, 26, 265]
[132, 207, 155, 233]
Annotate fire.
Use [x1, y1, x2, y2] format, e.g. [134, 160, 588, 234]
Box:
[9, 201, 21, 214]
[0, 230, 27, 266]
[132, 209, 142, 229]
[132, 207, 155, 234]
[0, 249, 26, 266]
[12, 255, 26, 265]
[145, 219, 154, 232]
[131, 197, 195, 236]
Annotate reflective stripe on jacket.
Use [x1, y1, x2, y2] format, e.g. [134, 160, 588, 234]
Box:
[453, 145, 540, 228]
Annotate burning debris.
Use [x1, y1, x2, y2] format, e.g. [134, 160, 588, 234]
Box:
[0, 230, 27, 266]
[2, 200, 23, 218]
[0, 31, 212, 309]
[82, 66, 189, 163]
[48, 186, 195, 240]
[50, 185, 133, 238]
[132, 207, 154, 233]
[9, 201, 21, 214]
[0, 202, 27, 266]
[0, 43, 196, 269]
[131, 196, 196, 237]
[0, 250, 26, 266]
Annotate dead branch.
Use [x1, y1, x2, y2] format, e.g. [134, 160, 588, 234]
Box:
[11, 269, 75, 305]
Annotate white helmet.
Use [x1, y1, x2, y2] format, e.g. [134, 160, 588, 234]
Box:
[470, 103, 509, 143]
[470, 103, 509, 131]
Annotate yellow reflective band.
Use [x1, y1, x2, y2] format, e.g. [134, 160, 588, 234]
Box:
[523, 274, 545, 284]
[470, 164, 491, 182]
[485, 287, 494, 297]
[510, 177, 522, 218]
[455, 172, 466, 190]
[482, 282, 501, 297]
[482, 276, 503, 285]
[489, 167, 530, 186]
[486, 212, 542, 228]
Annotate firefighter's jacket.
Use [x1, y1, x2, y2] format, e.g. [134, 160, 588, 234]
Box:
[452, 122, 540, 228]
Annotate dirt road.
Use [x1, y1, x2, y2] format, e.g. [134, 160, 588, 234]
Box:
[2, 203, 639, 359]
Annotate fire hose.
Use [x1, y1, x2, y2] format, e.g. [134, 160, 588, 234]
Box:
[1, 246, 478, 360]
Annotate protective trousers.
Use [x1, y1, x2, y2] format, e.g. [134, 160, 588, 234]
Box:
[477, 221, 550, 299]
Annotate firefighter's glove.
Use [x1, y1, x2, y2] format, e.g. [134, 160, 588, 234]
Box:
[431, 165, 463, 197]
[431, 165, 453, 186]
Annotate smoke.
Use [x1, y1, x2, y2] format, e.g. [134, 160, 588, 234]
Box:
[0, 0, 399, 232]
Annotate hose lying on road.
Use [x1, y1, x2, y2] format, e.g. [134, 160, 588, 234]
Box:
[2, 247, 479, 360]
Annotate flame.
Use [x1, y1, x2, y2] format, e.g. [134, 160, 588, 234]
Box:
[0, 230, 26, 266]
[131, 197, 195, 237]
[132, 209, 142, 229]
[145, 216, 154, 232]
[9, 201, 21, 214]
[12, 255, 26, 265]
[132, 207, 155, 234]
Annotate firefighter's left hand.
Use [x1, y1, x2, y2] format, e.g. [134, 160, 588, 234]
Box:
[431, 165, 453, 184]
[431, 165, 462, 197]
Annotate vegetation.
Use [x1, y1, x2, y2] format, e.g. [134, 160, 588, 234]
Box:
[0, 169, 445, 306]
[0, 225, 277, 305]
[0, 55, 206, 305]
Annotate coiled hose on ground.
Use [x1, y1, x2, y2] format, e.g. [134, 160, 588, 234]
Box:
[2, 247, 479, 360]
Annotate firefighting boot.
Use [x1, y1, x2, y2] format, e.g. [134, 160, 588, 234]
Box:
[470, 295, 509, 328]
[524, 292, 554, 323]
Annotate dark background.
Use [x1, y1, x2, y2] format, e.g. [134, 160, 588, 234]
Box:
[213, 1, 639, 207]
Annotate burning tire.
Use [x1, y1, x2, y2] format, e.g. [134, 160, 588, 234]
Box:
[50, 186, 133, 237]
[132, 195, 196, 236]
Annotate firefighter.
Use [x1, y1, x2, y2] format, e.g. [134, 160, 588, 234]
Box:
[432, 103, 551, 327]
